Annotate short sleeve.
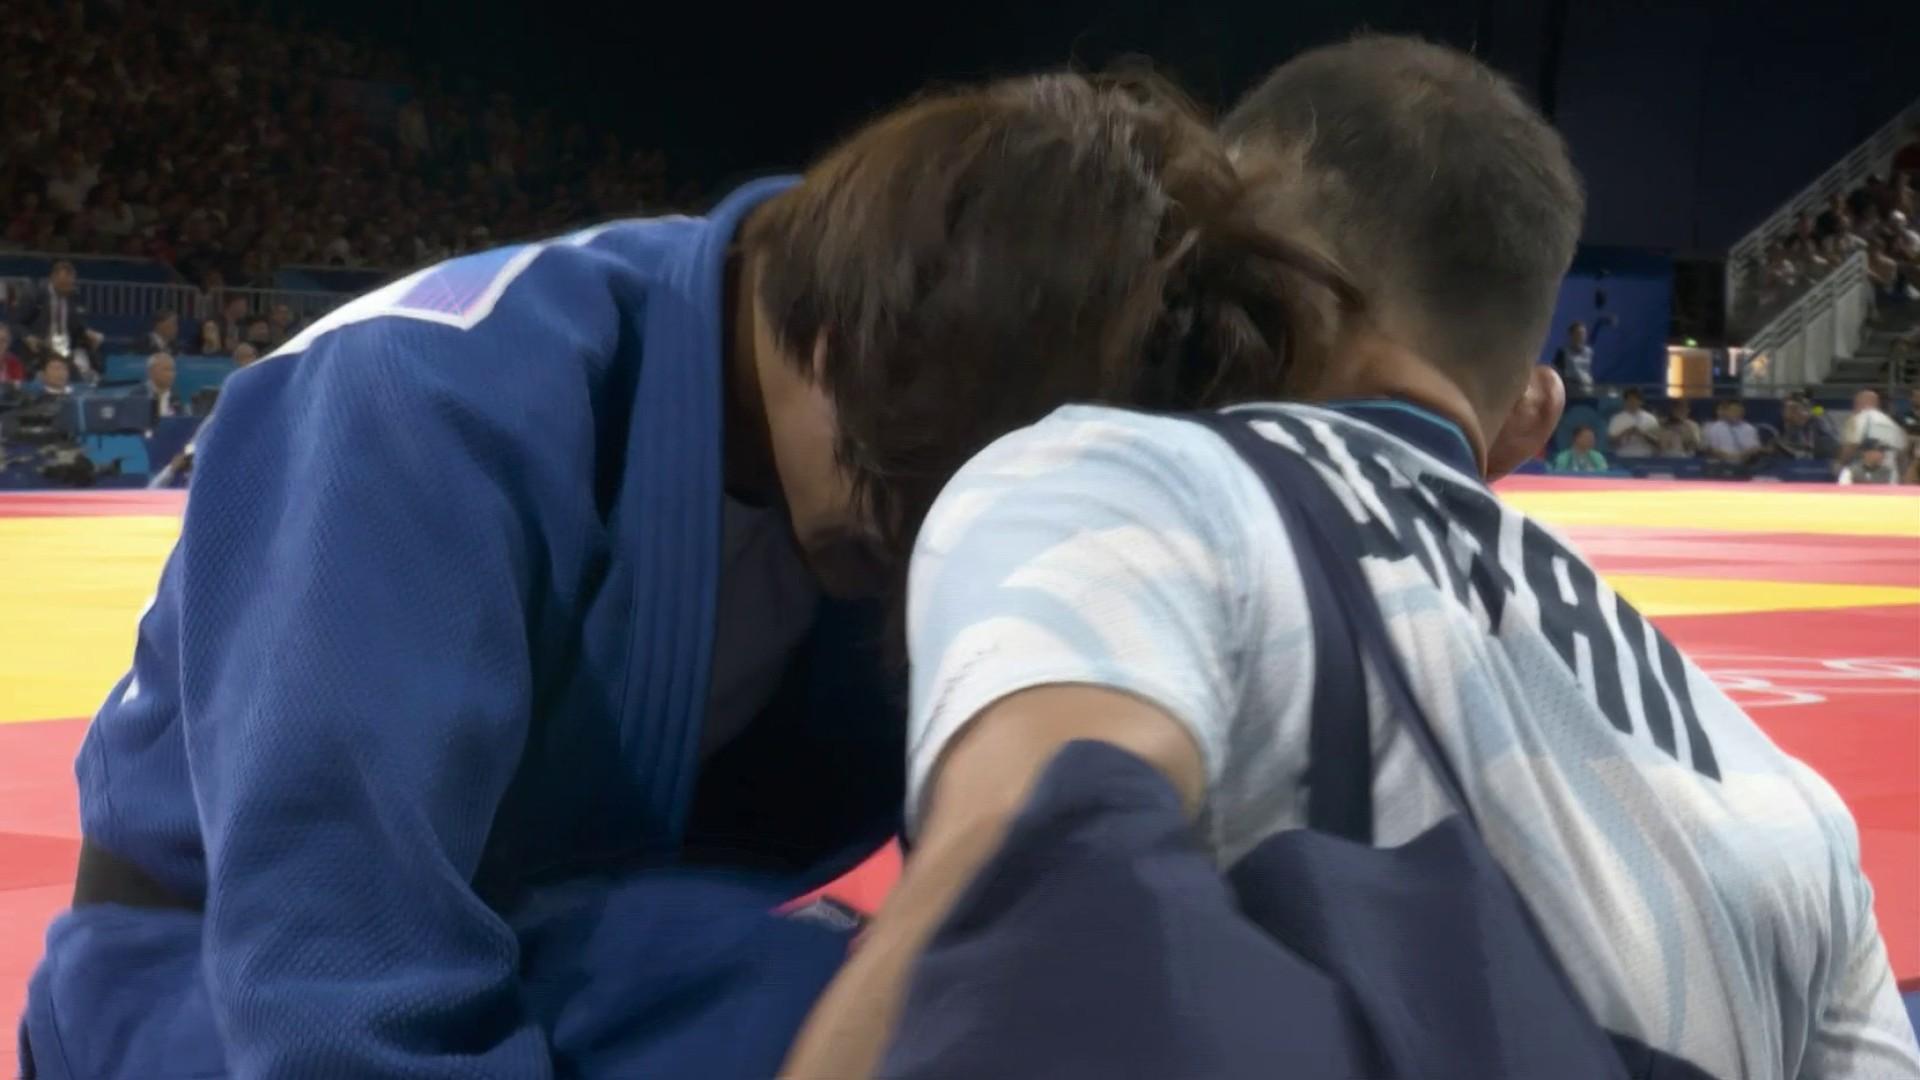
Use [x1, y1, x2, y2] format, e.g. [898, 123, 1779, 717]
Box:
[904, 409, 1249, 833]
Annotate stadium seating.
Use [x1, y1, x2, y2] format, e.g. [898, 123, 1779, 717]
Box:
[176, 358, 238, 401]
[83, 434, 150, 477]
[104, 353, 149, 384]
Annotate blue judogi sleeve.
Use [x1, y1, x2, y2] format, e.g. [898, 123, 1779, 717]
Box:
[174, 261, 618, 1075]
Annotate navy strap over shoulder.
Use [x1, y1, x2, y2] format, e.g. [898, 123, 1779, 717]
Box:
[883, 407, 1717, 1080]
[1186, 409, 1477, 823]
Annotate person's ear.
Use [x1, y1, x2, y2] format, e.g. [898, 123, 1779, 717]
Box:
[1486, 364, 1564, 481]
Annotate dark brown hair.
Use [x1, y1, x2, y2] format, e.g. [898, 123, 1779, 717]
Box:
[1223, 35, 1584, 403]
[743, 72, 1358, 568]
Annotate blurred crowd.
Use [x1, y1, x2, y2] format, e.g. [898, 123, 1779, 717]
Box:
[1747, 162, 1920, 320]
[0, 0, 680, 291]
[2, 257, 289, 381]
[1551, 386, 1920, 485]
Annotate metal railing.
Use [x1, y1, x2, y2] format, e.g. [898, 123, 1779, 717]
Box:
[0, 251, 360, 327]
[221, 287, 354, 322]
[73, 281, 204, 320]
[1741, 251, 1874, 392]
[3, 279, 353, 330]
[1726, 96, 1919, 318]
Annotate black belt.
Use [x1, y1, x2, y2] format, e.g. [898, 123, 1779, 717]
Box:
[72, 837, 201, 912]
[26, 842, 196, 1077]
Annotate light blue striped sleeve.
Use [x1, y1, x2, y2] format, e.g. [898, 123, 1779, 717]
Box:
[904, 407, 1249, 833]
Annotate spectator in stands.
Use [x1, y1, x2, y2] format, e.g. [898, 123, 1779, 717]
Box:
[147, 309, 181, 354]
[0, 326, 24, 386]
[1551, 320, 1595, 396]
[88, 182, 136, 239]
[1899, 387, 1920, 450]
[1864, 175, 1895, 215]
[36, 356, 73, 398]
[1605, 388, 1661, 458]
[124, 168, 159, 230]
[1895, 121, 1920, 181]
[13, 259, 103, 382]
[194, 270, 226, 321]
[199, 320, 225, 356]
[268, 302, 297, 346]
[1658, 397, 1703, 457]
[1, 191, 44, 249]
[1799, 236, 1835, 275]
[1838, 441, 1898, 485]
[1841, 389, 1908, 464]
[232, 342, 259, 368]
[1789, 212, 1821, 258]
[244, 316, 273, 351]
[44, 147, 100, 216]
[1889, 211, 1920, 266]
[1852, 202, 1885, 243]
[220, 294, 249, 347]
[1704, 398, 1763, 475]
[1759, 242, 1799, 304]
[146, 352, 182, 418]
[1865, 235, 1907, 297]
[321, 214, 358, 266]
[1772, 395, 1839, 462]
[1815, 194, 1851, 241]
[1553, 425, 1608, 473]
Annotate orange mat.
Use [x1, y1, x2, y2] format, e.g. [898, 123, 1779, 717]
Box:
[2, 479, 1916, 1073]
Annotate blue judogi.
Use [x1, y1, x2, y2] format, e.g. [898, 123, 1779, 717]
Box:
[23, 179, 903, 1078]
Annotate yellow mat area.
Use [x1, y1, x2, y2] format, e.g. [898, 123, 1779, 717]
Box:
[0, 516, 181, 726]
[1502, 486, 1920, 538]
[3, 484, 1917, 726]
[1609, 575, 1920, 618]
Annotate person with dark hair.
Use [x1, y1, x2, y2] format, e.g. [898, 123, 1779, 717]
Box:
[1659, 396, 1705, 457]
[1552, 423, 1608, 472]
[1839, 441, 1898, 485]
[1773, 394, 1839, 462]
[1815, 194, 1852, 244]
[1705, 397, 1763, 472]
[12, 259, 104, 381]
[34, 355, 73, 398]
[1606, 386, 1661, 458]
[219, 293, 249, 347]
[267, 300, 297, 345]
[242, 313, 272, 351]
[1553, 319, 1597, 396]
[23, 71, 1348, 1079]
[787, 36, 1918, 1080]
[146, 309, 180, 354]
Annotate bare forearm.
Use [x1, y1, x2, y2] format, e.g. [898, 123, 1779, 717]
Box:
[781, 815, 1013, 1078]
[782, 688, 1207, 1077]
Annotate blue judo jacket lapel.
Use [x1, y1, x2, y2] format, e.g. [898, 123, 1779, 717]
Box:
[618, 177, 799, 851]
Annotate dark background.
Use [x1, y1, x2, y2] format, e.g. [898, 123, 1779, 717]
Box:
[283, 0, 1917, 254]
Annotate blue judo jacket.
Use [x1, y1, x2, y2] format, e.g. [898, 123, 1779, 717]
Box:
[23, 179, 904, 1078]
